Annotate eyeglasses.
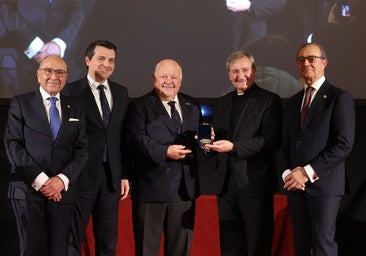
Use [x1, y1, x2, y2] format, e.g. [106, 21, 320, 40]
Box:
[38, 68, 68, 78]
[296, 56, 326, 64]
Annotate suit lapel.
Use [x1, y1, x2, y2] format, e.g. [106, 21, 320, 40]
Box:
[149, 90, 177, 133]
[58, 95, 73, 139]
[108, 82, 122, 127]
[32, 91, 53, 139]
[81, 80, 105, 128]
[301, 82, 329, 129]
[179, 94, 194, 132]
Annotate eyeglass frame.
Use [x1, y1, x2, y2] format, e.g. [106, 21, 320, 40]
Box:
[38, 68, 68, 78]
[296, 55, 327, 64]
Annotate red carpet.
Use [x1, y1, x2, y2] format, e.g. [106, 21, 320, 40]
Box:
[82, 194, 294, 256]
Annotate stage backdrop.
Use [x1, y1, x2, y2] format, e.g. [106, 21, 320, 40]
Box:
[0, 0, 366, 99]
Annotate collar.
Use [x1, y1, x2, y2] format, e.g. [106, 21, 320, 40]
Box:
[87, 74, 110, 91]
[161, 95, 179, 105]
[39, 86, 60, 101]
[303, 76, 325, 91]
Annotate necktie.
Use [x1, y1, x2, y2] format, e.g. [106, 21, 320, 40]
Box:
[48, 97, 61, 141]
[98, 85, 110, 128]
[168, 101, 182, 132]
[300, 86, 314, 126]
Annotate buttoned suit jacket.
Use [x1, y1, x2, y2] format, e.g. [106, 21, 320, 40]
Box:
[229, 0, 286, 49]
[63, 77, 129, 191]
[124, 90, 201, 202]
[213, 84, 282, 196]
[278, 80, 355, 196]
[0, 0, 85, 95]
[5, 89, 88, 203]
[1, 0, 83, 53]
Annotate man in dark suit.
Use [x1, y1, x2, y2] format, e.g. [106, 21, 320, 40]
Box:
[4, 55, 88, 256]
[63, 40, 130, 256]
[278, 42, 355, 256]
[204, 50, 282, 255]
[226, 0, 286, 50]
[0, 0, 86, 97]
[124, 59, 201, 256]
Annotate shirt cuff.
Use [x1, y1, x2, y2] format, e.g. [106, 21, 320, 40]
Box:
[304, 164, 319, 183]
[24, 37, 44, 59]
[57, 173, 69, 191]
[52, 38, 66, 58]
[32, 172, 49, 191]
[282, 169, 292, 182]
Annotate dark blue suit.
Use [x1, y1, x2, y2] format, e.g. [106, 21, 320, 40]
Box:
[4, 89, 88, 256]
[229, 0, 286, 50]
[0, 0, 84, 96]
[278, 80, 355, 255]
[124, 89, 201, 255]
[63, 77, 129, 256]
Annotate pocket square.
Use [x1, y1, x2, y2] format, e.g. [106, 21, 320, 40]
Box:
[69, 118, 79, 121]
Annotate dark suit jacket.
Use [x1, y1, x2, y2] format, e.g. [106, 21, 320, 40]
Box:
[278, 80, 355, 196]
[0, 0, 85, 95]
[124, 90, 201, 202]
[4, 90, 88, 203]
[213, 84, 282, 195]
[229, 0, 286, 49]
[1, 0, 83, 51]
[63, 77, 129, 191]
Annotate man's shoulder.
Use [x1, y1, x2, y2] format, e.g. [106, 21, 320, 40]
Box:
[253, 83, 281, 100]
[109, 80, 128, 95]
[64, 78, 87, 95]
[318, 81, 354, 103]
[178, 92, 199, 106]
[11, 91, 37, 104]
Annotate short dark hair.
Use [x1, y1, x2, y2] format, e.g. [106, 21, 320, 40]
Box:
[297, 42, 327, 59]
[85, 40, 117, 59]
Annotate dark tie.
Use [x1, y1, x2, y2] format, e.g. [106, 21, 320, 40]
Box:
[98, 85, 110, 128]
[168, 101, 182, 132]
[48, 97, 61, 141]
[300, 86, 314, 126]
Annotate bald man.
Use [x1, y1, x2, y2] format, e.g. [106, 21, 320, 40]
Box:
[4, 55, 88, 256]
[124, 59, 201, 256]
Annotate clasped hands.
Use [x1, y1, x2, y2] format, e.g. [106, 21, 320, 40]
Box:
[226, 0, 251, 12]
[40, 176, 65, 202]
[283, 167, 309, 191]
[33, 41, 61, 63]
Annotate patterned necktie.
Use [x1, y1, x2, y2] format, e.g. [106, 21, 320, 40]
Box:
[97, 85, 111, 128]
[300, 86, 314, 126]
[168, 101, 182, 132]
[48, 97, 61, 141]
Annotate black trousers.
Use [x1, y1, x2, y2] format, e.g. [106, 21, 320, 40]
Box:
[68, 163, 120, 256]
[287, 191, 341, 256]
[11, 197, 72, 256]
[132, 194, 195, 256]
[217, 174, 274, 256]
